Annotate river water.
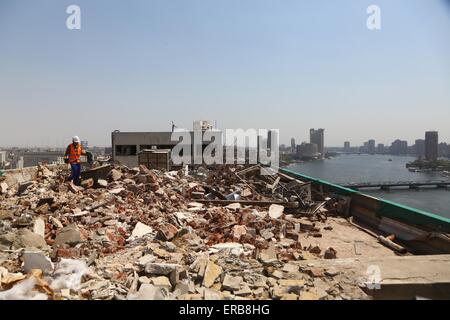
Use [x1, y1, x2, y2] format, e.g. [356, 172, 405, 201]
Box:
[287, 154, 450, 218]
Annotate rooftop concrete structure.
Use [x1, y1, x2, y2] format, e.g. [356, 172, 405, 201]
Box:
[111, 131, 217, 168]
[297, 254, 450, 299]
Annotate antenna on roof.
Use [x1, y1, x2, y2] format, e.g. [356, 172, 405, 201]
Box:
[171, 121, 177, 132]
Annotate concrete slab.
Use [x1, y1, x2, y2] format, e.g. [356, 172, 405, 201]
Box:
[297, 217, 397, 259]
[296, 254, 450, 299]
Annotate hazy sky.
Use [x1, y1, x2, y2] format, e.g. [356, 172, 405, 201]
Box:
[1, 0, 450, 148]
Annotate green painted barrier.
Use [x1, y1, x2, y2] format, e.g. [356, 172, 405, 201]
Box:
[281, 167, 450, 233]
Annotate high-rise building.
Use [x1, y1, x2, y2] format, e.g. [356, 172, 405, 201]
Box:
[389, 140, 408, 155]
[363, 142, 369, 153]
[0, 151, 6, 164]
[344, 141, 350, 152]
[267, 130, 279, 154]
[290, 138, 296, 153]
[267, 130, 272, 150]
[310, 129, 324, 158]
[438, 142, 449, 158]
[368, 140, 376, 154]
[16, 156, 24, 169]
[296, 143, 319, 159]
[377, 143, 385, 154]
[415, 139, 425, 158]
[425, 131, 438, 161]
[0, 151, 7, 169]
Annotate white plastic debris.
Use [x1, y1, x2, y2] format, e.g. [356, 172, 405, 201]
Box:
[48, 258, 88, 291]
[0, 277, 48, 300]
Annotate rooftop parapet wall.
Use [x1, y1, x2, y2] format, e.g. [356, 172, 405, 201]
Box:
[0, 164, 67, 188]
[280, 168, 450, 234]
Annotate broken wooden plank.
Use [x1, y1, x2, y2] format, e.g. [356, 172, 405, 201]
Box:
[266, 176, 280, 193]
[276, 171, 308, 184]
[235, 165, 261, 176]
[80, 164, 112, 183]
[377, 235, 407, 254]
[309, 201, 327, 215]
[86, 201, 108, 212]
[196, 199, 299, 208]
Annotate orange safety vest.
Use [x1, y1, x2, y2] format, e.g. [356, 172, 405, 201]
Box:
[67, 143, 82, 164]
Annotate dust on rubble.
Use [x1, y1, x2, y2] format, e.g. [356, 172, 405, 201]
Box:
[0, 163, 370, 300]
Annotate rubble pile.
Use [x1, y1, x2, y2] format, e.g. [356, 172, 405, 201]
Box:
[0, 164, 366, 300]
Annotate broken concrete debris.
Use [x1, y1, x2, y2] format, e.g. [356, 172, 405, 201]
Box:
[222, 274, 243, 292]
[53, 225, 83, 247]
[0, 182, 8, 194]
[128, 222, 153, 241]
[14, 229, 47, 249]
[33, 218, 46, 238]
[109, 169, 122, 181]
[97, 179, 108, 188]
[324, 247, 337, 259]
[0, 163, 365, 300]
[202, 260, 222, 288]
[23, 251, 54, 274]
[269, 204, 284, 219]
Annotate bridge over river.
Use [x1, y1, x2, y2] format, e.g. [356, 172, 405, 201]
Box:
[342, 180, 450, 190]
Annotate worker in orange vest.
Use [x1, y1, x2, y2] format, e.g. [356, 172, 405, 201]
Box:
[65, 136, 86, 186]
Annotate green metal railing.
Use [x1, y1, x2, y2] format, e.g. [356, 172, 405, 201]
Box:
[281, 168, 450, 233]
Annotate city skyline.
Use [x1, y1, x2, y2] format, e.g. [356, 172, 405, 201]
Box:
[3, 129, 449, 149]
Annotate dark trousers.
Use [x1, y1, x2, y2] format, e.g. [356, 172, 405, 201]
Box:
[69, 163, 81, 186]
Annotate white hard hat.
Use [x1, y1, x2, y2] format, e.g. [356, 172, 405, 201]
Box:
[72, 136, 80, 143]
